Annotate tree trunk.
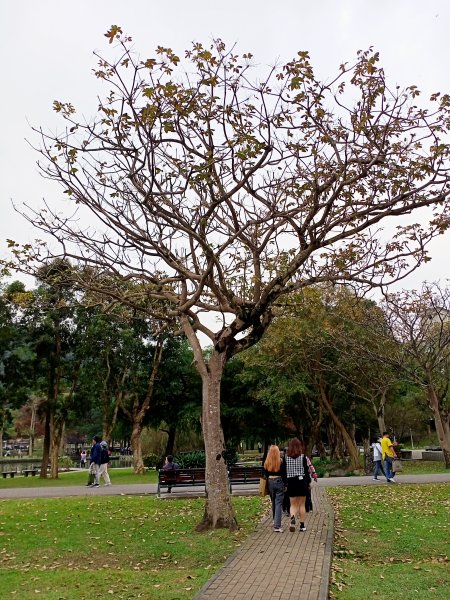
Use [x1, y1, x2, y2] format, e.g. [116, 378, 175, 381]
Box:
[29, 398, 37, 456]
[318, 377, 360, 471]
[131, 423, 144, 474]
[163, 425, 177, 458]
[427, 385, 450, 468]
[40, 405, 51, 478]
[181, 316, 238, 530]
[363, 436, 372, 475]
[196, 351, 238, 531]
[374, 393, 386, 434]
[49, 415, 64, 479]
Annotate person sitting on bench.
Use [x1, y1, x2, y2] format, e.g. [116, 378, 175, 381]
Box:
[162, 455, 179, 493]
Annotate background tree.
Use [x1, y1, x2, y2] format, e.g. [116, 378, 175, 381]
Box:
[241, 288, 364, 469]
[0, 280, 35, 454]
[221, 355, 288, 451]
[383, 283, 450, 466]
[13, 32, 450, 527]
[22, 261, 81, 478]
[149, 337, 202, 461]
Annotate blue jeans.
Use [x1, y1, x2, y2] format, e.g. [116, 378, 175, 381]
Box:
[373, 460, 385, 479]
[384, 456, 394, 480]
[268, 477, 285, 528]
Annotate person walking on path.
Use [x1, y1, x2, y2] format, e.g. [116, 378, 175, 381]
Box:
[305, 455, 317, 512]
[263, 445, 286, 533]
[98, 441, 111, 486]
[285, 437, 311, 532]
[371, 436, 385, 481]
[282, 448, 317, 515]
[80, 450, 87, 468]
[88, 435, 102, 487]
[381, 431, 397, 483]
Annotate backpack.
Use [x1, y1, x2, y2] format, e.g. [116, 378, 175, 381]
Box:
[100, 446, 110, 464]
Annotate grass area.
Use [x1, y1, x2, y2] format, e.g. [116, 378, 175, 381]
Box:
[0, 468, 158, 488]
[399, 460, 448, 475]
[327, 484, 450, 599]
[0, 494, 266, 599]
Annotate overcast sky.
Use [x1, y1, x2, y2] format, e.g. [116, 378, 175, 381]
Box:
[1, 0, 449, 290]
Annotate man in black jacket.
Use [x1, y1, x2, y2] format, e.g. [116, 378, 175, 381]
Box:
[88, 435, 102, 488]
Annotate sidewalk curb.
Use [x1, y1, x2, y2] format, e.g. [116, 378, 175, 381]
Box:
[318, 488, 335, 600]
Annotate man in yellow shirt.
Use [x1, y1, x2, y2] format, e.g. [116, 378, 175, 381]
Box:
[381, 432, 397, 483]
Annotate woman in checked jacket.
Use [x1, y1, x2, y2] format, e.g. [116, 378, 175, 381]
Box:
[285, 437, 311, 532]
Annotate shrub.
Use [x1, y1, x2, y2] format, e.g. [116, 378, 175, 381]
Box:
[174, 451, 205, 468]
[58, 456, 74, 469]
[312, 457, 334, 478]
[223, 447, 239, 467]
[143, 453, 160, 468]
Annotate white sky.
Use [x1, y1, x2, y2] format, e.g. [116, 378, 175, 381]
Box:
[1, 0, 449, 291]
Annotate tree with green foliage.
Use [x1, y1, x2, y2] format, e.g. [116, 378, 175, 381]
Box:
[241, 287, 365, 469]
[221, 355, 288, 450]
[11, 31, 450, 527]
[149, 337, 202, 461]
[0, 280, 35, 454]
[20, 261, 82, 478]
[383, 283, 450, 467]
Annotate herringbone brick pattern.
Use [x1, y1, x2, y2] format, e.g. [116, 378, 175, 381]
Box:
[194, 486, 334, 600]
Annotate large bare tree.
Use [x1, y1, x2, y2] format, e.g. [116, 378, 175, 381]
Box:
[11, 29, 450, 528]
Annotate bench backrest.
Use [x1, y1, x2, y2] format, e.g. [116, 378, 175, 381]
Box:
[228, 466, 264, 481]
[158, 465, 264, 486]
[158, 468, 206, 484]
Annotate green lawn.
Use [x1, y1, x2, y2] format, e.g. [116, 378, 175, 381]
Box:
[0, 494, 266, 599]
[327, 483, 450, 599]
[398, 460, 448, 475]
[0, 468, 158, 488]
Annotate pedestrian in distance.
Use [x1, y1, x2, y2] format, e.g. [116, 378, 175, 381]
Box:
[263, 445, 286, 533]
[87, 435, 102, 487]
[305, 455, 317, 512]
[285, 437, 311, 532]
[381, 431, 397, 483]
[80, 450, 87, 469]
[98, 441, 111, 486]
[371, 436, 385, 481]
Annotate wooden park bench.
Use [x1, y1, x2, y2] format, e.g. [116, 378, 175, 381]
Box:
[157, 468, 206, 496]
[157, 465, 264, 496]
[2, 470, 17, 479]
[22, 469, 39, 477]
[228, 466, 264, 491]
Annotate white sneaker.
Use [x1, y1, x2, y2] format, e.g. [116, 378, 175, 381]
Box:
[388, 478, 396, 483]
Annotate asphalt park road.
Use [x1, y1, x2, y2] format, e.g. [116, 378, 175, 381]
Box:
[1, 472, 449, 500]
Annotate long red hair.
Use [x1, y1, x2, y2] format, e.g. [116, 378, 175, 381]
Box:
[264, 445, 281, 472]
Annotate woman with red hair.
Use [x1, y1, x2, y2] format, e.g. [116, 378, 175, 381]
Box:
[285, 437, 311, 532]
[263, 445, 287, 532]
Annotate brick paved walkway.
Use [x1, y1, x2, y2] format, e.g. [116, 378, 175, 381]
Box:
[194, 486, 333, 600]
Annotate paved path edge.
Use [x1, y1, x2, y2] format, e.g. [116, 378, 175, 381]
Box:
[318, 488, 335, 600]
